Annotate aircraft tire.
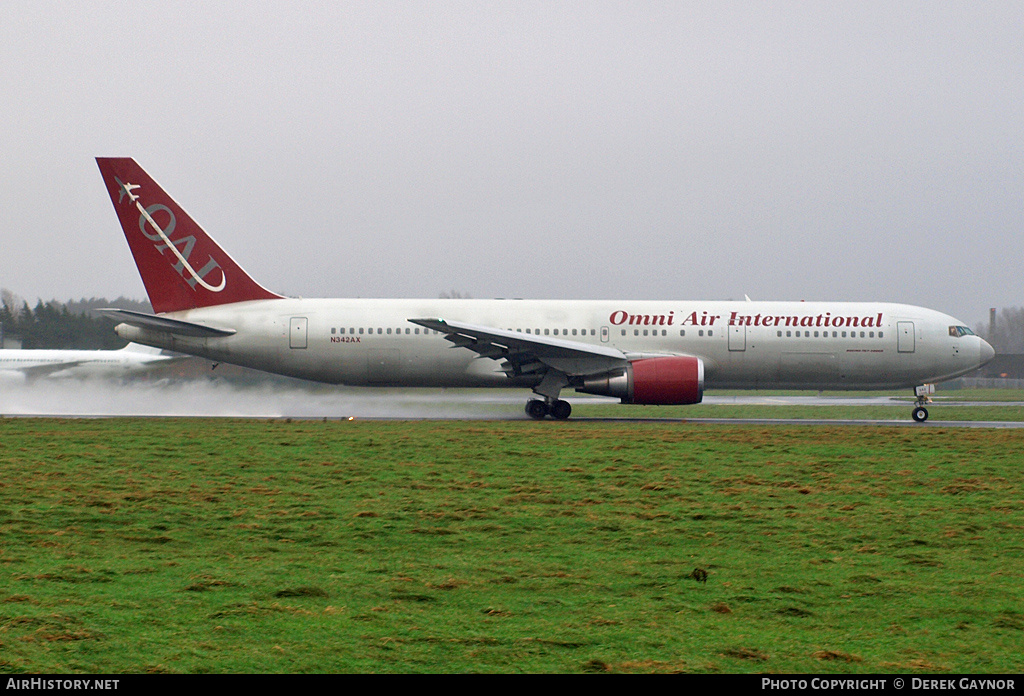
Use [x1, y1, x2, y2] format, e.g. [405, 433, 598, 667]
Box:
[912, 406, 929, 423]
[525, 399, 549, 420]
[549, 399, 572, 420]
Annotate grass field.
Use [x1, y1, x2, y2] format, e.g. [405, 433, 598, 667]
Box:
[573, 402, 1024, 421]
[0, 417, 1021, 673]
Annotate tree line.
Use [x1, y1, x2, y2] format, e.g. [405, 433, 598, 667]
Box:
[1, 289, 150, 350]
[980, 307, 1024, 355]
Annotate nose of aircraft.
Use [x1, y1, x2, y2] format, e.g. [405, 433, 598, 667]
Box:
[979, 338, 996, 366]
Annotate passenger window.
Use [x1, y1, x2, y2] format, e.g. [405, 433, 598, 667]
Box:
[680, 330, 686, 336]
[699, 330, 704, 337]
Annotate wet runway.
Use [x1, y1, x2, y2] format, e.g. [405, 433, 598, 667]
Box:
[1, 381, 1021, 427]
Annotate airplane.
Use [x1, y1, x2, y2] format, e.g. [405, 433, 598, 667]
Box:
[94, 157, 995, 423]
[0, 342, 181, 383]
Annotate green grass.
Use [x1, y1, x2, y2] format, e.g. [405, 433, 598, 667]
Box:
[0, 418, 1021, 673]
[573, 402, 1024, 421]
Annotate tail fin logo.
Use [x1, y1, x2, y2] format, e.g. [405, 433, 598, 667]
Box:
[114, 176, 226, 293]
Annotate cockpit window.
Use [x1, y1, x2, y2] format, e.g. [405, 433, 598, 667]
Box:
[948, 326, 976, 337]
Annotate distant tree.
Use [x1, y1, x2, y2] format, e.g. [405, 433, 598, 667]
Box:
[438, 289, 472, 299]
[979, 307, 1024, 354]
[64, 296, 152, 315]
[0, 292, 150, 349]
[1, 288, 24, 318]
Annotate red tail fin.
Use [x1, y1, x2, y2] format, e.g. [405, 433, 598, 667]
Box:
[96, 158, 283, 314]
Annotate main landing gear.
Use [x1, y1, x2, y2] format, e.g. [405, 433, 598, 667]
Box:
[525, 398, 572, 420]
[911, 384, 935, 423]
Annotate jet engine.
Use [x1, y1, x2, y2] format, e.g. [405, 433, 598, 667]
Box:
[576, 356, 704, 405]
[0, 371, 28, 386]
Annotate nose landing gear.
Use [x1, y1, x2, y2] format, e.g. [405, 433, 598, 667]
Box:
[912, 384, 934, 422]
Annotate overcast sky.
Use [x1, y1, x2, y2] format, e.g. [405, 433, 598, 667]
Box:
[1, 1, 1021, 325]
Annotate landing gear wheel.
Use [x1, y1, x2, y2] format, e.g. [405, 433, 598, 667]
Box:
[525, 399, 549, 420]
[549, 399, 572, 420]
[912, 406, 929, 423]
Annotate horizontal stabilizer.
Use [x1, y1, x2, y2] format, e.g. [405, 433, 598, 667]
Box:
[96, 308, 236, 337]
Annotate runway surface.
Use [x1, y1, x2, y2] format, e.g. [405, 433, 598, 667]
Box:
[574, 416, 1024, 428]
[2, 381, 1022, 427]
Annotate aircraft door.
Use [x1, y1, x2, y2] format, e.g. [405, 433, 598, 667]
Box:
[897, 321, 915, 353]
[728, 324, 746, 352]
[290, 317, 308, 349]
[601, 326, 609, 343]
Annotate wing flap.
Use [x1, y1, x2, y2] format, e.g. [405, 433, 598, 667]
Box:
[409, 317, 628, 378]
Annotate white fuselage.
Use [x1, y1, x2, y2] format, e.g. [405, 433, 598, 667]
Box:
[113, 298, 992, 392]
[0, 344, 174, 381]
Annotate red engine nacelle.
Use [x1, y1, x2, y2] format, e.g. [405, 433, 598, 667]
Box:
[576, 356, 704, 405]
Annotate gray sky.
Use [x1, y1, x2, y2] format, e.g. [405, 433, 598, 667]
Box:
[2, 1, 1021, 325]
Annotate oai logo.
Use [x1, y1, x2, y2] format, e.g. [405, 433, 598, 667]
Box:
[116, 177, 226, 292]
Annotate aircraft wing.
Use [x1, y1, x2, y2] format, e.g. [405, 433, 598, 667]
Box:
[16, 360, 90, 379]
[408, 318, 628, 380]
